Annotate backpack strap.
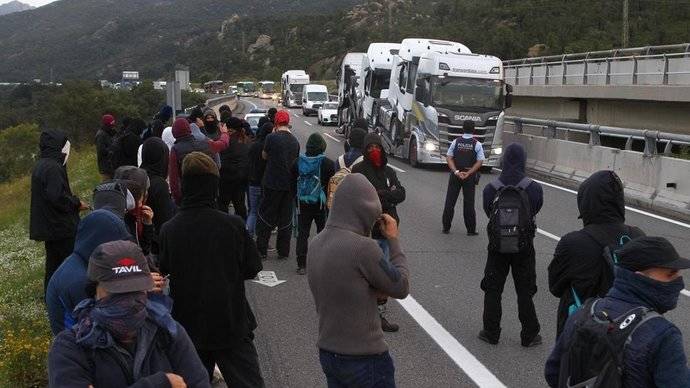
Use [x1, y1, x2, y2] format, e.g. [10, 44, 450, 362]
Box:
[516, 177, 533, 190]
[625, 309, 662, 346]
[350, 155, 364, 168]
[489, 179, 505, 191]
[337, 155, 345, 169]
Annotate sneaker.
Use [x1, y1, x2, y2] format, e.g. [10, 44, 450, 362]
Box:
[381, 316, 399, 332]
[478, 330, 499, 345]
[522, 334, 542, 348]
[296, 267, 306, 275]
[467, 231, 479, 236]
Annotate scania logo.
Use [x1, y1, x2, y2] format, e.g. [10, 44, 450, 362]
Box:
[112, 257, 143, 274]
[455, 115, 481, 122]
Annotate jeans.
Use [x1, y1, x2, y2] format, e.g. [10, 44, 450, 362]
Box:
[480, 245, 540, 343]
[319, 349, 396, 388]
[246, 185, 262, 237]
[296, 206, 326, 268]
[256, 188, 295, 257]
[442, 173, 477, 233]
[198, 335, 265, 388]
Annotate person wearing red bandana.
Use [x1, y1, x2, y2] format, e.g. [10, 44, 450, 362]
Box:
[352, 133, 406, 333]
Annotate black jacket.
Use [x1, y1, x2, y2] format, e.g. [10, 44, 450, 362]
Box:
[95, 125, 116, 175]
[159, 173, 263, 350]
[141, 138, 176, 255]
[30, 130, 80, 241]
[547, 170, 645, 337]
[351, 134, 405, 239]
[119, 130, 142, 168]
[220, 133, 250, 187]
[248, 131, 268, 187]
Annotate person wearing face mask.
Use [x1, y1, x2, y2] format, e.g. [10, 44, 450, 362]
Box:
[203, 110, 220, 140]
[352, 133, 406, 333]
[114, 166, 155, 257]
[48, 240, 210, 388]
[545, 236, 690, 388]
[30, 130, 89, 294]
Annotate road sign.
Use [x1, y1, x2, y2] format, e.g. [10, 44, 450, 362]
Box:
[252, 271, 286, 287]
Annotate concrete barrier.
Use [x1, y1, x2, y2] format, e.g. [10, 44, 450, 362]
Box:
[206, 94, 239, 112]
[504, 129, 690, 221]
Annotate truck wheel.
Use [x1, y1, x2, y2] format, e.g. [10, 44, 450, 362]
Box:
[409, 138, 420, 168]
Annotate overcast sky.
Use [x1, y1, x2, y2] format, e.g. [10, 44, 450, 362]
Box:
[0, 0, 58, 6]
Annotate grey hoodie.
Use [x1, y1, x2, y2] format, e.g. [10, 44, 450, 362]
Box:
[307, 173, 410, 355]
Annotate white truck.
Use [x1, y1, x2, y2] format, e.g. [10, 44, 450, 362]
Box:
[336, 53, 366, 133]
[376, 38, 512, 169]
[301, 84, 329, 116]
[281, 70, 310, 108]
[360, 43, 401, 128]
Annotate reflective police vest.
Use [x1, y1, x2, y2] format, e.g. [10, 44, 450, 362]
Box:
[452, 137, 478, 169]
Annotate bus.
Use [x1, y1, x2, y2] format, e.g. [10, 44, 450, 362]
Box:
[258, 81, 277, 99]
[203, 80, 225, 94]
[236, 81, 256, 97]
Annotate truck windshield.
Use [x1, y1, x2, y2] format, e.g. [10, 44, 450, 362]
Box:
[431, 77, 503, 112]
[307, 92, 328, 101]
[289, 84, 304, 93]
[371, 69, 391, 98]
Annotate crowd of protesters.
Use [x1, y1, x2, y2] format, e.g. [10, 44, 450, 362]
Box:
[29, 96, 690, 388]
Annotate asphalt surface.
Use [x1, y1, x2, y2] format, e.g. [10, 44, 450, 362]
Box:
[231, 97, 690, 388]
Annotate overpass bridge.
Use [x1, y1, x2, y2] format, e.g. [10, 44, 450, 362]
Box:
[503, 43, 690, 134]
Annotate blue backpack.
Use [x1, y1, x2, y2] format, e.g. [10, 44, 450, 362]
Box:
[297, 154, 326, 205]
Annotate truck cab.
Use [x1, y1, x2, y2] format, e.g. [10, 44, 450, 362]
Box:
[336, 53, 366, 129]
[302, 84, 329, 116]
[360, 43, 401, 128]
[281, 70, 310, 108]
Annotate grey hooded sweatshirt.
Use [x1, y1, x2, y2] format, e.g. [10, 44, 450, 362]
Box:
[307, 173, 410, 356]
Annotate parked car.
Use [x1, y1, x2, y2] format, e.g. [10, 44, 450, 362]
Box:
[318, 102, 339, 126]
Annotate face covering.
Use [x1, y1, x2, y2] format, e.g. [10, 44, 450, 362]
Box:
[91, 292, 148, 343]
[61, 140, 71, 166]
[368, 147, 383, 168]
[205, 120, 218, 133]
[636, 273, 685, 313]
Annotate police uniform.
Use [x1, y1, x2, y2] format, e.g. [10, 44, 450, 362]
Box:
[442, 134, 485, 233]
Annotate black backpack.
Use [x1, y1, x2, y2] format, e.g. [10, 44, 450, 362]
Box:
[558, 298, 661, 388]
[487, 177, 535, 254]
[107, 131, 129, 172]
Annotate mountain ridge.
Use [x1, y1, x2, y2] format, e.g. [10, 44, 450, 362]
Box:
[0, 0, 34, 16]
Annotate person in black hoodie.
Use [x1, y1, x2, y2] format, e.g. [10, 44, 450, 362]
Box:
[480, 143, 544, 347]
[141, 138, 176, 256]
[548, 170, 645, 338]
[219, 117, 250, 219]
[159, 152, 264, 387]
[95, 114, 117, 180]
[246, 122, 272, 238]
[30, 130, 87, 293]
[351, 132, 406, 333]
[114, 166, 154, 257]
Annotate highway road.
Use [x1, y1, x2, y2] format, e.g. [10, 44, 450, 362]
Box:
[232, 97, 690, 388]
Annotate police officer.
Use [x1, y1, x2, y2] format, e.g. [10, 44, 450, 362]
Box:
[442, 120, 484, 235]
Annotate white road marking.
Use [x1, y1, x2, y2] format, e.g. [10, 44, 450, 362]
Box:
[294, 113, 301, 118]
[536, 227, 690, 297]
[388, 163, 407, 173]
[397, 296, 507, 388]
[324, 133, 341, 143]
[304, 121, 313, 126]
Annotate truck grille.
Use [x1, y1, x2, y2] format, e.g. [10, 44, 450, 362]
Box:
[313, 104, 322, 110]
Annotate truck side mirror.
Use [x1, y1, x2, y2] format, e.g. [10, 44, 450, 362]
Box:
[380, 89, 390, 99]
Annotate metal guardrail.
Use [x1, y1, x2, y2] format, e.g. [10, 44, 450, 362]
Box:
[503, 43, 690, 87]
[505, 116, 690, 157]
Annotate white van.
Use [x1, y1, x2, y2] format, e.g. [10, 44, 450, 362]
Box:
[301, 84, 329, 116]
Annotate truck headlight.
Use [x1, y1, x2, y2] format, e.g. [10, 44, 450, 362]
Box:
[492, 147, 503, 155]
[424, 141, 439, 152]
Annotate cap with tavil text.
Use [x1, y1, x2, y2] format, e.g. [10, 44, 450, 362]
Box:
[617, 236, 690, 272]
[87, 240, 153, 293]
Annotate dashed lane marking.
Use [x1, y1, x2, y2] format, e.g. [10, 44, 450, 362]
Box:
[388, 164, 407, 173]
[304, 121, 313, 126]
[324, 133, 341, 143]
[397, 295, 507, 388]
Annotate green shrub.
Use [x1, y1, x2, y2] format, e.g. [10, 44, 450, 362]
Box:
[0, 124, 41, 183]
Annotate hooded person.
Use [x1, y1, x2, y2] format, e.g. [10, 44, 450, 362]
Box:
[545, 236, 690, 388]
[141, 137, 176, 256]
[246, 122, 273, 237]
[203, 109, 220, 140]
[335, 125, 367, 170]
[188, 106, 208, 141]
[159, 152, 265, 386]
[48, 240, 210, 388]
[351, 132, 406, 332]
[113, 118, 146, 169]
[548, 170, 645, 337]
[30, 130, 86, 293]
[292, 133, 335, 274]
[168, 117, 229, 205]
[219, 104, 233, 122]
[45, 210, 132, 335]
[92, 180, 135, 219]
[257, 107, 278, 130]
[96, 114, 117, 180]
[156, 105, 174, 126]
[218, 116, 250, 218]
[307, 173, 409, 387]
[479, 143, 544, 347]
[114, 166, 154, 256]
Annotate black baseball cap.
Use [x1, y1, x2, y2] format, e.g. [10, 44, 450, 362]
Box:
[617, 236, 690, 271]
[87, 240, 154, 294]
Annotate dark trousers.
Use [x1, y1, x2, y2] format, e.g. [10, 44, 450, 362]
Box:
[256, 188, 294, 257]
[442, 173, 476, 233]
[296, 207, 326, 268]
[198, 336, 265, 388]
[219, 183, 248, 220]
[480, 245, 540, 343]
[44, 238, 75, 295]
[319, 349, 396, 388]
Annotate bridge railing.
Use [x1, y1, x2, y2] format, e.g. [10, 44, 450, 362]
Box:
[503, 43, 690, 87]
[505, 116, 690, 157]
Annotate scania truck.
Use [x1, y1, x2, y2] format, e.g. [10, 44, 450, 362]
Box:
[375, 38, 512, 169]
[281, 70, 310, 108]
[336, 52, 366, 135]
[360, 43, 401, 128]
